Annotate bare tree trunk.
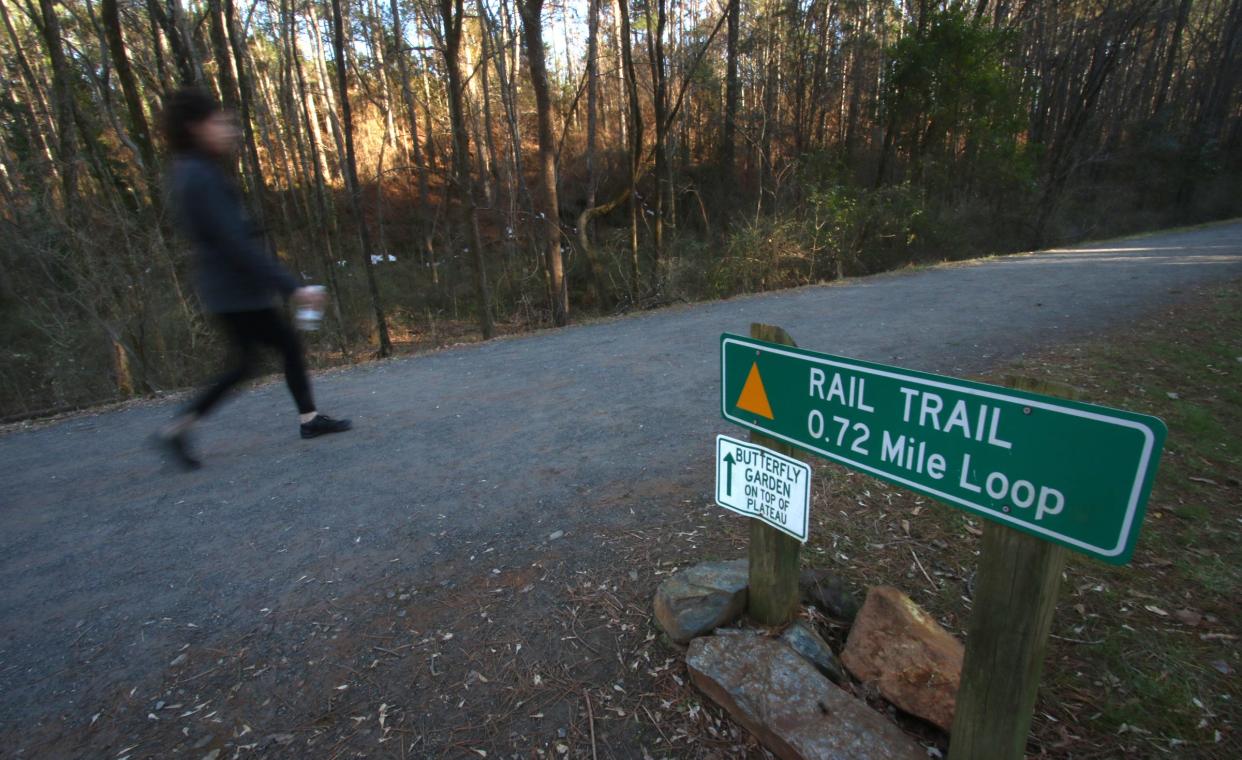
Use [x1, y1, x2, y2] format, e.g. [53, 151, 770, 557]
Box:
[475, 1, 503, 210]
[284, 0, 347, 351]
[222, 0, 269, 220]
[463, 22, 495, 208]
[586, 0, 600, 214]
[439, 0, 494, 339]
[519, 0, 568, 326]
[307, 0, 348, 182]
[1153, 0, 1192, 116]
[146, 0, 203, 85]
[391, 0, 428, 204]
[0, 0, 56, 176]
[582, 0, 605, 304]
[100, 0, 158, 202]
[37, 0, 77, 205]
[612, 0, 627, 145]
[330, 0, 393, 356]
[207, 0, 240, 109]
[722, 0, 738, 175]
[617, 0, 642, 296]
[293, 23, 336, 184]
[644, 0, 668, 289]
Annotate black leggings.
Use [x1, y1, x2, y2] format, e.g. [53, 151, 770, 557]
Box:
[187, 309, 315, 417]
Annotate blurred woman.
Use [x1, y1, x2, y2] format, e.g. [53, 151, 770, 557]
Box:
[155, 89, 350, 469]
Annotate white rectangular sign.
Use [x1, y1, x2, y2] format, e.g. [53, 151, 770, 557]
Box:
[715, 434, 812, 542]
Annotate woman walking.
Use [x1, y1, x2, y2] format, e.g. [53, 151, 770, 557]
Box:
[156, 89, 350, 469]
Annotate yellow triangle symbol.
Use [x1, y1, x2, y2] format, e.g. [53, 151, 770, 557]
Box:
[736, 362, 775, 420]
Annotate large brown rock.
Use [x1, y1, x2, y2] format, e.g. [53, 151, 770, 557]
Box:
[654, 559, 748, 644]
[687, 634, 926, 760]
[842, 586, 964, 731]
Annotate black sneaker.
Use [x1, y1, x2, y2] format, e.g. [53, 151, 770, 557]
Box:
[301, 414, 352, 439]
[153, 430, 201, 470]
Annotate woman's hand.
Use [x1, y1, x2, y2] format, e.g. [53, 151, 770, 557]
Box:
[293, 286, 327, 309]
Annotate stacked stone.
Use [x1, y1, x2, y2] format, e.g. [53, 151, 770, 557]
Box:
[655, 560, 963, 759]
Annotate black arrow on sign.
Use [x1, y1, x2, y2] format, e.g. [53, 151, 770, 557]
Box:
[723, 452, 736, 496]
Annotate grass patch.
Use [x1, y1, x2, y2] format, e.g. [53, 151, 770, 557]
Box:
[795, 280, 1242, 757]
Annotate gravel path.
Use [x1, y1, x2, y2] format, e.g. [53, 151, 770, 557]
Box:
[2, 221, 1241, 744]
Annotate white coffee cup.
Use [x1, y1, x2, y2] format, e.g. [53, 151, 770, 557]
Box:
[295, 285, 326, 331]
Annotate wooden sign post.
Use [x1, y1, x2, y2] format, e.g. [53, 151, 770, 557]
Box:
[719, 334, 1165, 752]
[746, 323, 802, 626]
[948, 378, 1075, 760]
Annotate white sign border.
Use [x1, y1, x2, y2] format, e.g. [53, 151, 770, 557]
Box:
[715, 433, 812, 543]
[721, 336, 1158, 558]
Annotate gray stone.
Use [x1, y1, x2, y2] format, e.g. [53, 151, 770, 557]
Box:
[653, 560, 748, 644]
[781, 621, 846, 685]
[799, 569, 860, 622]
[687, 634, 926, 760]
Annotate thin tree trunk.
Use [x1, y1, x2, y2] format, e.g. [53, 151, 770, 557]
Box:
[37, 0, 78, 205]
[720, 0, 735, 172]
[612, 0, 627, 145]
[0, 0, 56, 176]
[617, 0, 642, 296]
[285, 0, 347, 351]
[582, 0, 605, 304]
[307, 0, 348, 182]
[519, 0, 567, 325]
[439, 0, 494, 339]
[391, 0, 428, 204]
[644, 0, 668, 288]
[1153, 0, 1192, 116]
[476, 1, 502, 210]
[330, 0, 393, 356]
[223, 0, 269, 218]
[100, 0, 158, 202]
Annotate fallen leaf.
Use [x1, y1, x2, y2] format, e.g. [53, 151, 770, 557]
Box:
[1210, 660, 1232, 675]
[1174, 609, 1203, 626]
[1189, 477, 1218, 486]
[1145, 605, 1169, 617]
[965, 525, 983, 537]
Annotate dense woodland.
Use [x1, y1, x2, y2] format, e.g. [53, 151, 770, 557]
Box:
[0, 0, 1239, 418]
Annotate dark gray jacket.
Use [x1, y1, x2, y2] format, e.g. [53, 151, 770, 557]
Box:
[170, 155, 299, 313]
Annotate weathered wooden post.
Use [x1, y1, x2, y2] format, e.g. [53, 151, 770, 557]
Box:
[746, 323, 802, 625]
[948, 377, 1077, 760]
[719, 334, 1165, 756]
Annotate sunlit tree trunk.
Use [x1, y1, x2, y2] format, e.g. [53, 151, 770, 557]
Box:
[330, 0, 393, 356]
[37, 0, 78, 205]
[519, 0, 568, 325]
[391, 0, 428, 205]
[438, 0, 494, 339]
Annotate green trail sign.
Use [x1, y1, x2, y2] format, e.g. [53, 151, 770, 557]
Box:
[721, 334, 1167, 564]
